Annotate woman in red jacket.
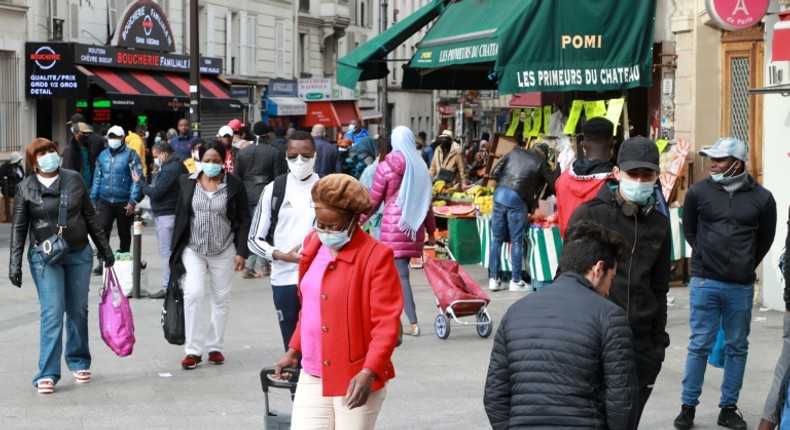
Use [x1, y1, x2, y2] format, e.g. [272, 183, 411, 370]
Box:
[362, 126, 435, 337]
[275, 174, 403, 429]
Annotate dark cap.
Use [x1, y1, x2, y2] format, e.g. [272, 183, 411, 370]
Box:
[617, 137, 660, 173]
[67, 113, 86, 126]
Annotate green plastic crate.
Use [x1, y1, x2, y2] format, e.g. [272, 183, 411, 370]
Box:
[448, 218, 481, 265]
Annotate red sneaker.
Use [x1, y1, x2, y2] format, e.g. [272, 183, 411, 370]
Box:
[208, 351, 225, 365]
[181, 354, 202, 369]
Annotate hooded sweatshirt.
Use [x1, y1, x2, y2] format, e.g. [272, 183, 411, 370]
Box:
[555, 159, 613, 237]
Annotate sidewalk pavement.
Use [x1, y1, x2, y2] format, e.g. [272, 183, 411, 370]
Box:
[0, 222, 786, 429]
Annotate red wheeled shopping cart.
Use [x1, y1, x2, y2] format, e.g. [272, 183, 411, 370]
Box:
[423, 246, 493, 339]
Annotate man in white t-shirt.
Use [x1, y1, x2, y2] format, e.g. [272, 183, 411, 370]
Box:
[248, 131, 319, 351]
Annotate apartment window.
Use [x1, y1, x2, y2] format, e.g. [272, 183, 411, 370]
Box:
[300, 0, 310, 12]
[244, 15, 257, 76]
[360, 2, 365, 27]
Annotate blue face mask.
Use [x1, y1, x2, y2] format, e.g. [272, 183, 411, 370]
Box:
[37, 152, 61, 173]
[618, 176, 654, 204]
[710, 161, 738, 182]
[154, 136, 162, 143]
[348, 124, 356, 133]
[201, 162, 222, 178]
[316, 222, 355, 250]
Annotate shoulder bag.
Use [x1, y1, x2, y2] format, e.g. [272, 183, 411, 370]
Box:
[34, 181, 70, 265]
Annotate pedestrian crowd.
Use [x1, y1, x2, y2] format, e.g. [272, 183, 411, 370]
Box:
[5, 114, 790, 430]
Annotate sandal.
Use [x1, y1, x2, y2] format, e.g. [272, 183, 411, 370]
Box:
[73, 370, 91, 383]
[36, 378, 55, 394]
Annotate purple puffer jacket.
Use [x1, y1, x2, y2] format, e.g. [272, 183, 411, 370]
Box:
[365, 151, 436, 258]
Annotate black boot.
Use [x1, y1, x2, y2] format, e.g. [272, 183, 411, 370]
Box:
[717, 405, 746, 430]
[673, 405, 695, 429]
[92, 259, 103, 276]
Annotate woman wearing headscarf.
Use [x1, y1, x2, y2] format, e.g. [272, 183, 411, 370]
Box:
[169, 140, 251, 369]
[362, 126, 436, 336]
[9, 138, 115, 393]
[274, 174, 403, 429]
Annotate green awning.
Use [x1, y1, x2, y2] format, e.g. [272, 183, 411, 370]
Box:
[404, 0, 656, 94]
[410, 0, 522, 69]
[336, 0, 447, 89]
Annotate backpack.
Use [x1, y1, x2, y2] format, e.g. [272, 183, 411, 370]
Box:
[265, 174, 288, 246]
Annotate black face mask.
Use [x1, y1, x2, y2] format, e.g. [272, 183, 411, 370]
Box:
[79, 135, 90, 145]
[440, 141, 452, 152]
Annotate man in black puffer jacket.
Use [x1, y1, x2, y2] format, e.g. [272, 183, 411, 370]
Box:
[569, 137, 671, 426]
[484, 220, 638, 430]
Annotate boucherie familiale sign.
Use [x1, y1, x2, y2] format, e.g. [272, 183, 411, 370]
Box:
[705, 0, 769, 31]
[111, 0, 176, 52]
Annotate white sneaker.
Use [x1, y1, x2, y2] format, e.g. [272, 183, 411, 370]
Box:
[509, 280, 530, 292]
[488, 278, 505, 291]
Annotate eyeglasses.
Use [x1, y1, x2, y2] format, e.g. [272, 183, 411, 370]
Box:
[286, 154, 315, 162]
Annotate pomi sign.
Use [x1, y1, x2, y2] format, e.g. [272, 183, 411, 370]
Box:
[705, 0, 769, 31]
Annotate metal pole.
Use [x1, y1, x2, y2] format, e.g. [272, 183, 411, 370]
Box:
[189, 0, 201, 138]
[380, 0, 389, 135]
[132, 208, 143, 298]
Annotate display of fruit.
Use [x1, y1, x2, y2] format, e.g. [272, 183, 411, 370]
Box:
[432, 200, 447, 207]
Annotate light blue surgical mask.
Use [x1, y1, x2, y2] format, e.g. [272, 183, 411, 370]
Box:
[154, 136, 162, 143]
[317, 229, 352, 250]
[348, 124, 356, 133]
[618, 177, 654, 204]
[37, 152, 61, 173]
[108, 138, 123, 150]
[710, 161, 738, 182]
[201, 162, 222, 178]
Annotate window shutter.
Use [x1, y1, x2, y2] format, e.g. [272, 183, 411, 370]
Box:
[225, 13, 232, 75]
[70, 2, 79, 39]
[275, 20, 285, 78]
[205, 6, 215, 57]
[246, 15, 257, 76]
[239, 11, 248, 75]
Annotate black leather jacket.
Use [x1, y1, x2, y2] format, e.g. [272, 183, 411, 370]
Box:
[10, 168, 114, 278]
[233, 142, 283, 204]
[491, 147, 558, 209]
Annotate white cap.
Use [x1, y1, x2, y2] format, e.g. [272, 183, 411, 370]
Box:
[440, 129, 454, 139]
[9, 151, 23, 164]
[217, 125, 234, 137]
[107, 125, 124, 137]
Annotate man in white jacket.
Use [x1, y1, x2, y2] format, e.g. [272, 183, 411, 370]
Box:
[248, 131, 319, 351]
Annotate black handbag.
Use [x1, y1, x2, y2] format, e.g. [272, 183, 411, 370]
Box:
[161, 278, 185, 345]
[34, 187, 69, 265]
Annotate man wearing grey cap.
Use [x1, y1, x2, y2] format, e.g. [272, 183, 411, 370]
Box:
[674, 137, 777, 430]
[569, 136, 671, 426]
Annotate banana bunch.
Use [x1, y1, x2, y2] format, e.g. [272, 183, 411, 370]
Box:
[475, 195, 494, 213]
[432, 181, 446, 196]
[432, 200, 447, 207]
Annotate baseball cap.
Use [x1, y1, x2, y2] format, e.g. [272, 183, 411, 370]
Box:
[107, 125, 124, 137]
[617, 136, 660, 173]
[699, 137, 748, 162]
[217, 125, 234, 137]
[228, 119, 243, 132]
[439, 129, 454, 139]
[9, 151, 23, 164]
[75, 122, 93, 133]
[66, 113, 86, 125]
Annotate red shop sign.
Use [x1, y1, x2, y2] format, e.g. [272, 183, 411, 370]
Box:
[705, 0, 769, 31]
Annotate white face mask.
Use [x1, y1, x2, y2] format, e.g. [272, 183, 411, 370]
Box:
[144, 131, 150, 139]
[108, 139, 123, 150]
[287, 155, 315, 180]
[154, 157, 162, 167]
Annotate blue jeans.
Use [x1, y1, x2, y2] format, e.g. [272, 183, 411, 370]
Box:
[272, 284, 301, 352]
[28, 244, 94, 386]
[154, 214, 175, 291]
[681, 277, 754, 407]
[488, 202, 527, 282]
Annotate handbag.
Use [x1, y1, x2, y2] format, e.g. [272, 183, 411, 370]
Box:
[98, 268, 136, 357]
[34, 187, 69, 265]
[161, 277, 185, 345]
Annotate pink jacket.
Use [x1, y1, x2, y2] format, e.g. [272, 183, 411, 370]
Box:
[365, 151, 436, 258]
